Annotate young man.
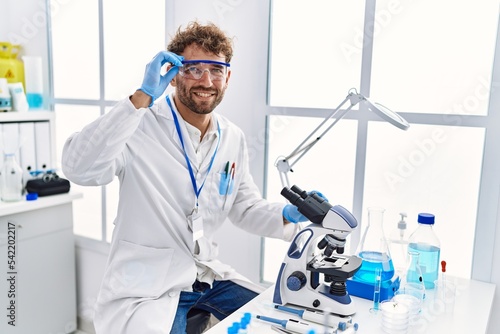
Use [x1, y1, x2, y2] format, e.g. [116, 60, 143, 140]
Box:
[62, 22, 317, 333]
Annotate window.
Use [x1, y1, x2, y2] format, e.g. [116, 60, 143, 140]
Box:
[49, 0, 166, 241]
[268, 0, 365, 109]
[263, 0, 499, 283]
[370, 0, 496, 115]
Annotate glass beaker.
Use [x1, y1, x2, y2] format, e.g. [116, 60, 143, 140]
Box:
[354, 207, 395, 282]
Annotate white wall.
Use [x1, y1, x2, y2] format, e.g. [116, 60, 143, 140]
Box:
[2, 0, 499, 332]
[0, 1, 9, 37]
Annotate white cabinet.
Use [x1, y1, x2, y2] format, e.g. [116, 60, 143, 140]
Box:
[0, 193, 82, 333]
[0, 113, 81, 333]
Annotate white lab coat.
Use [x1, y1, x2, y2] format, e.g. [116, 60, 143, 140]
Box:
[62, 93, 297, 333]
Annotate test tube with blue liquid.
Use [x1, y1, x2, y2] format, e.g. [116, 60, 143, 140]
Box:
[370, 268, 382, 313]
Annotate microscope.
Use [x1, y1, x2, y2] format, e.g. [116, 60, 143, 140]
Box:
[273, 185, 362, 316]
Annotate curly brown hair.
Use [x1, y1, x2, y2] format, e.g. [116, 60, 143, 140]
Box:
[167, 21, 233, 63]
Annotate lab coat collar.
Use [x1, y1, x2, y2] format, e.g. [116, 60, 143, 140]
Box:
[160, 92, 224, 173]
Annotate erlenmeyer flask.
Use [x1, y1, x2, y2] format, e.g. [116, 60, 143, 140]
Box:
[404, 251, 425, 292]
[393, 250, 426, 321]
[354, 207, 395, 282]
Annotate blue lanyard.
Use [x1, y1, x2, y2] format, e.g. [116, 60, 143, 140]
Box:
[167, 96, 221, 208]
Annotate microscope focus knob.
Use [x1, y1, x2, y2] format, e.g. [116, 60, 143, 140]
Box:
[286, 271, 307, 291]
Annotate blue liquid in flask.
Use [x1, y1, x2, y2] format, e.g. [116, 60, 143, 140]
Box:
[354, 251, 395, 282]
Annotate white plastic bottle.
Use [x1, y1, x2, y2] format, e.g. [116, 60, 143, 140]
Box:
[388, 213, 409, 275]
[22, 56, 44, 109]
[407, 213, 441, 289]
[0, 153, 24, 202]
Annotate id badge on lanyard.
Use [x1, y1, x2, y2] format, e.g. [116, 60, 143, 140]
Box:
[187, 207, 203, 241]
[167, 96, 220, 242]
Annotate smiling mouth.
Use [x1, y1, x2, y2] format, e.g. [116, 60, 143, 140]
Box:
[193, 91, 217, 99]
[195, 92, 213, 97]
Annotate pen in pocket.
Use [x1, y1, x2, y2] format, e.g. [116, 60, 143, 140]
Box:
[219, 161, 231, 195]
[228, 162, 235, 194]
[222, 163, 235, 209]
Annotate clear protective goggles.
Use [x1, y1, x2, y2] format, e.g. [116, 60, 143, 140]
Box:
[178, 60, 230, 81]
[42, 170, 60, 183]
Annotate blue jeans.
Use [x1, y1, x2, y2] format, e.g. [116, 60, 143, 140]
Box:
[170, 280, 258, 334]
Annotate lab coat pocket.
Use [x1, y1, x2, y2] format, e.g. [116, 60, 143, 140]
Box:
[102, 240, 174, 300]
[211, 172, 234, 213]
[218, 172, 234, 196]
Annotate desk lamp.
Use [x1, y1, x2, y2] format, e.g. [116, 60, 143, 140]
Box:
[275, 88, 410, 188]
[273, 88, 410, 305]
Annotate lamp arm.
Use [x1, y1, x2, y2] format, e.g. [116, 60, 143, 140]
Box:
[288, 105, 353, 170]
[275, 89, 409, 189]
[285, 94, 352, 161]
[275, 92, 362, 188]
[282, 92, 362, 165]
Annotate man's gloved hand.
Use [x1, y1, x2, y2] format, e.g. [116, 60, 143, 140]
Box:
[138, 51, 184, 107]
[283, 204, 309, 223]
[282, 190, 329, 223]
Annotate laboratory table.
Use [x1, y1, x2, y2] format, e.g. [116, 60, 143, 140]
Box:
[206, 276, 496, 333]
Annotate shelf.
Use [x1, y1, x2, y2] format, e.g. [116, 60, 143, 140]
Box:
[0, 192, 83, 217]
[0, 110, 54, 122]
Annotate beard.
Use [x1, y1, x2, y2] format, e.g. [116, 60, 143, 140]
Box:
[175, 79, 226, 115]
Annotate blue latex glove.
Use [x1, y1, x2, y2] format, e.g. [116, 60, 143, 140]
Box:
[282, 190, 329, 223]
[138, 51, 184, 107]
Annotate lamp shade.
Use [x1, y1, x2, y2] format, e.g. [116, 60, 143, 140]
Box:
[362, 98, 410, 130]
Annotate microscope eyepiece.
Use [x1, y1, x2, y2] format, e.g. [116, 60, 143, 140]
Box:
[290, 185, 308, 199]
[281, 185, 333, 224]
[310, 192, 326, 203]
[280, 187, 304, 206]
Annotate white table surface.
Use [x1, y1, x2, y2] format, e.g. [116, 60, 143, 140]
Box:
[206, 276, 495, 333]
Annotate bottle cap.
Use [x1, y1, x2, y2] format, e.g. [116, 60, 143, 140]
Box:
[26, 192, 38, 201]
[418, 213, 435, 225]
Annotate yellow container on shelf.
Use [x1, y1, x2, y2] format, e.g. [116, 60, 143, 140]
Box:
[0, 42, 25, 89]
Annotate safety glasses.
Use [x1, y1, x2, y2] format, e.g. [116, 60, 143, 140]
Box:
[42, 170, 60, 183]
[178, 60, 230, 81]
